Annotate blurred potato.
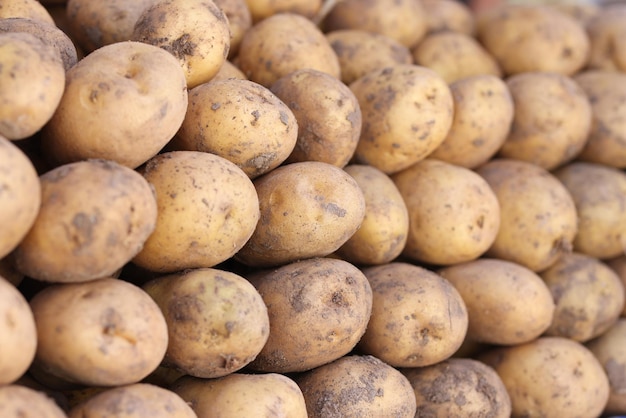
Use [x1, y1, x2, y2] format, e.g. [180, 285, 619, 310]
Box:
[214, 0, 252, 58]
[421, 0, 476, 36]
[585, 4, 626, 72]
[244, 0, 322, 22]
[0, 385, 67, 418]
[607, 254, 626, 317]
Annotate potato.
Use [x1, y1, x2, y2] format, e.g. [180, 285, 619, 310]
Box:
[551, 1, 599, 25]
[0, 256, 23, 287]
[476, 4, 590, 76]
[428, 75, 514, 169]
[68, 383, 196, 418]
[497, 71, 592, 170]
[211, 59, 247, 81]
[243, 257, 372, 373]
[392, 158, 500, 266]
[270, 68, 361, 167]
[142, 268, 269, 378]
[573, 70, 626, 168]
[421, 0, 475, 36]
[30, 277, 168, 387]
[171, 373, 307, 417]
[237, 13, 340, 88]
[0, 277, 37, 386]
[172, 78, 298, 178]
[585, 4, 626, 72]
[0, 385, 67, 418]
[401, 358, 511, 418]
[234, 161, 365, 268]
[0, 0, 55, 24]
[412, 31, 502, 84]
[131, 151, 260, 273]
[476, 158, 578, 272]
[295, 355, 417, 418]
[357, 262, 468, 368]
[553, 161, 626, 260]
[439, 258, 555, 346]
[335, 164, 409, 266]
[0, 136, 41, 259]
[606, 254, 626, 317]
[244, 0, 322, 22]
[479, 337, 610, 418]
[213, 0, 252, 58]
[0, 32, 65, 140]
[131, 0, 231, 88]
[541, 252, 624, 342]
[586, 318, 626, 415]
[12, 159, 158, 283]
[349, 64, 454, 174]
[325, 29, 413, 86]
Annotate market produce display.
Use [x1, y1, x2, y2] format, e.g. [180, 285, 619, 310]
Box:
[1, 0, 626, 417]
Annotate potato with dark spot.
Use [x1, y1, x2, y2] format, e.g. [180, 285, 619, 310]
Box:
[0, 385, 67, 418]
[0, 0, 55, 24]
[142, 267, 269, 378]
[421, 0, 475, 36]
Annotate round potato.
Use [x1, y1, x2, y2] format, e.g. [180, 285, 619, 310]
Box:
[585, 4, 626, 72]
[606, 254, 626, 317]
[173, 78, 298, 178]
[349, 64, 454, 174]
[0, 0, 55, 24]
[30, 277, 169, 387]
[476, 158, 578, 272]
[0, 385, 67, 418]
[12, 159, 158, 283]
[132, 151, 260, 273]
[421, 0, 475, 36]
[244, 0, 322, 22]
[213, 0, 252, 58]
[270, 68, 361, 167]
[234, 161, 365, 268]
[357, 262, 468, 368]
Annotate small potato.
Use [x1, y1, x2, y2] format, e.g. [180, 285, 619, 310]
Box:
[238, 13, 340, 88]
[68, 383, 196, 418]
[412, 31, 501, 84]
[0, 32, 65, 140]
[12, 159, 158, 283]
[296, 355, 417, 418]
[30, 278, 169, 387]
[553, 161, 626, 260]
[392, 159, 501, 266]
[0, 385, 67, 418]
[244, 257, 372, 373]
[476, 158, 578, 272]
[357, 262, 469, 368]
[479, 337, 610, 418]
[214, 0, 252, 58]
[585, 4, 626, 72]
[421, 0, 475, 36]
[325, 29, 413, 86]
[132, 0, 231, 88]
[142, 268, 269, 378]
[244, 0, 322, 22]
[401, 358, 511, 418]
[349, 64, 454, 174]
[270, 68, 361, 167]
[335, 164, 409, 266]
[0, 0, 55, 24]
[439, 258, 555, 346]
[132, 151, 260, 273]
[234, 161, 365, 268]
[541, 252, 624, 342]
[497, 71, 592, 170]
[172, 373, 307, 417]
[606, 255, 626, 316]
[428, 74, 514, 169]
[173, 78, 298, 178]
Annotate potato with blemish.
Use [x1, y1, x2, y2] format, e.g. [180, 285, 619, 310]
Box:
[0, 0, 55, 24]
[214, 0, 252, 58]
[421, 0, 475, 36]
[0, 385, 67, 418]
[244, 0, 322, 22]
[585, 4, 626, 73]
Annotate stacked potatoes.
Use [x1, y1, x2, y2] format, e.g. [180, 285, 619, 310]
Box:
[1, 0, 626, 416]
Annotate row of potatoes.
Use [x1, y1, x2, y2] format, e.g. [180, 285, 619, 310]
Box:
[1, 0, 626, 416]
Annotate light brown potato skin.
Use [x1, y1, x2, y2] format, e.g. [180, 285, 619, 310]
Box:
[270, 68, 361, 167]
[211, 59, 247, 81]
[585, 4, 626, 72]
[244, 257, 372, 373]
[68, 383, 196, 418]
[429, 74, 514, 169]
[439, 258, 555, 346]
[30, 278, 169, 387]
[235, 161, 366, 268]
[476, 158, 578, 272]
[479, 337, 610, 418]
[213, 0, 252, 58]
[13, 159, 158, 283]
[392, 159, 500, 266]
[497, 71, 592, 170]
[142, 268, 269, 378]
[172, 373, 307, 417]
[357, 262, 469, 368]
[553, 161, 626, 260]
[0, 385, 67, 418]
[607, 255, 626, 317]
[421, 0, 475, 36]
[401, 358, 511, 418]
[0, 0, 55, 24]
[244, 0, 322, 22]
[295, 355, 417, 418]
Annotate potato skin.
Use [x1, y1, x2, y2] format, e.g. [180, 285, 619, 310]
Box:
[244, 0, 322, 22]
[421, 0, 475, 36]
[0, 0, 55, 24]
[585, 4, 626, 72]
[607, 254, 626, 317]
[213, 0, 251, 58]
[0, 385, 67, 418]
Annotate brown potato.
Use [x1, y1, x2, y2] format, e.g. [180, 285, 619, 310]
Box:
[0, 385, 67, 418]
[244, 0, 322, 22]
[213, 0, 252, 58]
[357, 262, 469, 368]
[270, 68, 361, 167]
[244, 257, 372, 373]
[0, 0, 55, 24]
[606, 254, 626, 316]
[421, 0, 475, 36]
[142, 268, 269, 378]
[0, 256, 23, 287]
[30, 277, 169, 387]
[585, 4, 626, 72]
[12, 159, 158, 283]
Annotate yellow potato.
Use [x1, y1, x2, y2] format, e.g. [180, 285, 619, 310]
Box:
[244, 0, 322, 22]
[214, 0, 252, 58]
[211, 59, 247, 81]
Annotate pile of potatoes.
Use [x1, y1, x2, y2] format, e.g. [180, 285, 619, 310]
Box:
[2, 0, 626, 416]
